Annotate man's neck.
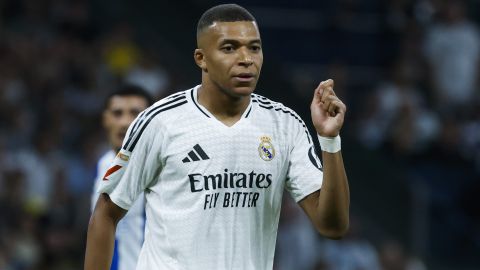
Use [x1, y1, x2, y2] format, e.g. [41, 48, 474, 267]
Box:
[197, 82, 251, 127]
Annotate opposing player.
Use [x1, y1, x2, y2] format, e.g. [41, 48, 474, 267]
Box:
[85, 4, 349, 270]
[90, 85, 153, 270]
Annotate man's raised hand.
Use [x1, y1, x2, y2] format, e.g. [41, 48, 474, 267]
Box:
[310, 79, 346, 137]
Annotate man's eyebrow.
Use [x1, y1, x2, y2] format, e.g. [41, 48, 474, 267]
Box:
[219, 38, 262, 45]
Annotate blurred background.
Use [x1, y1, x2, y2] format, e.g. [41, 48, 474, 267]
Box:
[0, 0, 479, 269]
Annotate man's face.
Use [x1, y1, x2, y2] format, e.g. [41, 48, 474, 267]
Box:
[103, 95, 149, 151]
[197, 21, 263, 97]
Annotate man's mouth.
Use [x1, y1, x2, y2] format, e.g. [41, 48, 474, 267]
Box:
[234, 73, 255, 82]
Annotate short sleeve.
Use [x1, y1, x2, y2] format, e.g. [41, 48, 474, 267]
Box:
[285, 119, 323, 202]
[98, 117, 163, 210]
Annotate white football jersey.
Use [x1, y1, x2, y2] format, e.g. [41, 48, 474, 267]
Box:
[92, 150, 145, 270]
[99, 85, 323, 270]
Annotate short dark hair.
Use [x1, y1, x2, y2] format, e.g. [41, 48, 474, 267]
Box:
[196, 4, 256, 37]
[104, 85, 154, 110]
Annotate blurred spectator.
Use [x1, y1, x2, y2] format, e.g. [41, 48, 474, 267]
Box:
[9, 214, 42, 269]
[40, 169, 80, 269]
[409, 113, 477, 260]
[0, 169, 41, 269]
[357, 58, 439, 153]
[424, 0, 480, 111]
[8, 131, 64, 215]
[102, 23, 141, 77]
[64, 133, 99, 197]
[125, 50, 170, 99]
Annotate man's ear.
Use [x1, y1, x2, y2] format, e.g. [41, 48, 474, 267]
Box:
[194, 49, 207, 72]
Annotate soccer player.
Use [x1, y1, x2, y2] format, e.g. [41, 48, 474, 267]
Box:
[90, 85, 153, 270]
[85, 4, 350, 270]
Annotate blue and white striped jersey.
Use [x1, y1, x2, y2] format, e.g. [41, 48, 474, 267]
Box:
[92, 150, 145, 270]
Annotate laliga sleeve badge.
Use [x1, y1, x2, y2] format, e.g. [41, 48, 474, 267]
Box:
[103, 150, 130, 180]
[258, 136, 275, 161]
[117, 152, 130, 161]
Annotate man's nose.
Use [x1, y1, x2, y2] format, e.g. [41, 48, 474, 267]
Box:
[120, 115, 134, 128]
[238, 47, 253, 67]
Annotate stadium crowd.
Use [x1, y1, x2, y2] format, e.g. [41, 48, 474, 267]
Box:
[0, 0, 478, 269]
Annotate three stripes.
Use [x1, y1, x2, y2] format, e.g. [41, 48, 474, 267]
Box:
[122, 91, 188, 152]
[252, 94, 313, 144]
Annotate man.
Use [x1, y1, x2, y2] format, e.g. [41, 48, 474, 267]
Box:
[85, 4, 349, 270]
[90, 85, 153, 270]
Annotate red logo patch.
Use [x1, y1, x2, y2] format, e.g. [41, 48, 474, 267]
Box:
[103, 165, 122, 180]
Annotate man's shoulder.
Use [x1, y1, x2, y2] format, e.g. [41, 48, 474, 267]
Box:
[251, 93, 305, 123]
[153, 89, 191, 108]
[251, 93, 282, 110]
[142, 89, 193, 125]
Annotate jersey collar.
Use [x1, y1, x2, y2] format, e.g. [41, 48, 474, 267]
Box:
[190, 85, 254, 121]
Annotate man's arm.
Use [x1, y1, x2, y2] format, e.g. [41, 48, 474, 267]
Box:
[299, 152, 349, 239]
[299, 79, 349, 239]
[84, 193, 126, 270]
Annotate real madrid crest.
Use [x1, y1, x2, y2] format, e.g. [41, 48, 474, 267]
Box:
[258, 136, 275, 161]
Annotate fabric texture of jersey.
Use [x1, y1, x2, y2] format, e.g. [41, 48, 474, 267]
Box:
[92, 150, 145, 270]
[98, 85, 323, 270]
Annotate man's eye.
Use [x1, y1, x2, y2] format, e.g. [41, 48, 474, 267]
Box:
[130, 110, 141, 117]
[250, 45, 261, 52]
[221, 46, 234, 52]
[112, 110, 123, 117]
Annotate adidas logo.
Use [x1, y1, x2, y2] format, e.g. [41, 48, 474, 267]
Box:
[182, 144, 210, 163]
